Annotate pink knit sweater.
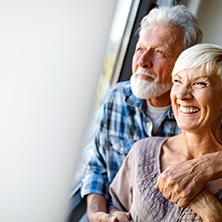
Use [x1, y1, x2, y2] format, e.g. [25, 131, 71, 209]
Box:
[109, 137, 222, 222]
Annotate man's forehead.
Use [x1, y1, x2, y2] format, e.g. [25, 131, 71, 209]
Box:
[138, 27, 183, 56]
[140, 25, 183, 44]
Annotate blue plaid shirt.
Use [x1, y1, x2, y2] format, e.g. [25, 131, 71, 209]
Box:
[81, 81, 181, 200]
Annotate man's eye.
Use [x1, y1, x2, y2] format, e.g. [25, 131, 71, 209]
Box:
[156, 50, 163, 54]
[136, 47, 143, 51]
[135, 47, 144, 54]
[154, 50, 166, 58]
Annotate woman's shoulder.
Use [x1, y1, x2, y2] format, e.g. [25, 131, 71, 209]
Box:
[133, 137, 168, 152]
[129, 136, 168, 162]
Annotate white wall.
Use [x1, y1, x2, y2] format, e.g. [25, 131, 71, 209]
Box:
[182, 0, 222, 46]
[197, 0, 222, 46]
[0, 0, 117, 221]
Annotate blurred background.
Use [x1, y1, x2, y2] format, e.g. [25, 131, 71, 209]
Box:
[0, 0, 117, 221]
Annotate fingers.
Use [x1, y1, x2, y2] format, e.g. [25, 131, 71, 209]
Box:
[125, 212, 131, 220]
[109, 210, 131, 222]
[155, 168, 198, 207]
[154, 177, 159, 190]
[110, 216, 118, 222]
[89, 212, 120, 222]
[177, 197, 189, 208]
[155, 171, 176, 196]
[155, 156, 211, 209]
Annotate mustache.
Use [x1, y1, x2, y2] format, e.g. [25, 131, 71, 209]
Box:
[134, 69, 157, 79]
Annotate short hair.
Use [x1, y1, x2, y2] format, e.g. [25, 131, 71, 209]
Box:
[139, 5, 203, 50]
[172, 43, 222, 84]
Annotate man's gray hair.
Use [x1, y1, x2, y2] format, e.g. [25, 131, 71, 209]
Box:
[139, 5, 203, 50]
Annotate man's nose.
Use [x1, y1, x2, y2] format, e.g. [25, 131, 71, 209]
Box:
[138, 49, 153, 68]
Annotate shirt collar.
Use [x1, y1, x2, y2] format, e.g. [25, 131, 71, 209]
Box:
[123, 81, 175, 119]
[164, 106, 175, 119]
[123, 82, 143, 107]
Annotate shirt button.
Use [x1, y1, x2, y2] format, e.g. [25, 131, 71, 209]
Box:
[146, 122, 151, 128]
[119, 147, 125, 153]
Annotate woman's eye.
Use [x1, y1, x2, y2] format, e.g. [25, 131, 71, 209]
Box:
[173, 79, 182, 84]
[193, 81, 207, 88]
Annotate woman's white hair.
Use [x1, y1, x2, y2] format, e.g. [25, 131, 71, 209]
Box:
[172, 43, 222, 83]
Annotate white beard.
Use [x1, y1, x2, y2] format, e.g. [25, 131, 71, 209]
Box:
[130, 74, 172, 99]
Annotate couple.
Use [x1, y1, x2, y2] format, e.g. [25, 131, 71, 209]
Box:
[81, 4, 222, 222]
[109, 43, 222, 221]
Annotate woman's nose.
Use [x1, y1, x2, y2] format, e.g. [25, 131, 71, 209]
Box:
[138, 50, 153, 68]
[176, 86, 193, 100]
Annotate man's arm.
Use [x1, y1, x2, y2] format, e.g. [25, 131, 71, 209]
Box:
[86, 194, 128, 222]
[86, 194, 108, 221]
[86, 151, 133, 222]
[155, 151, 222, 207]
[82, 83, 133, 222]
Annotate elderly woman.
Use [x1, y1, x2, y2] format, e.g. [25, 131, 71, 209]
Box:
[109, 43, 222, 222]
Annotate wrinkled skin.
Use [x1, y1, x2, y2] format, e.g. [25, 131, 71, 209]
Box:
[86, 194, 131, 222]
[155, 157, 208, 207]
[190, 187, 222, 222]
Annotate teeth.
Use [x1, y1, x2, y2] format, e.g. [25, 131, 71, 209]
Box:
[180, 106, 199, 113]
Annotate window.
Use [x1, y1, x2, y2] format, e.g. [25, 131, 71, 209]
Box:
[72, 0, 138, 192]
[68, 0, 176, 221]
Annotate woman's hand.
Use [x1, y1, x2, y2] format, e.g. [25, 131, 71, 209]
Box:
[86, 194, 129, 222]
[109, 208, 131, 222]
